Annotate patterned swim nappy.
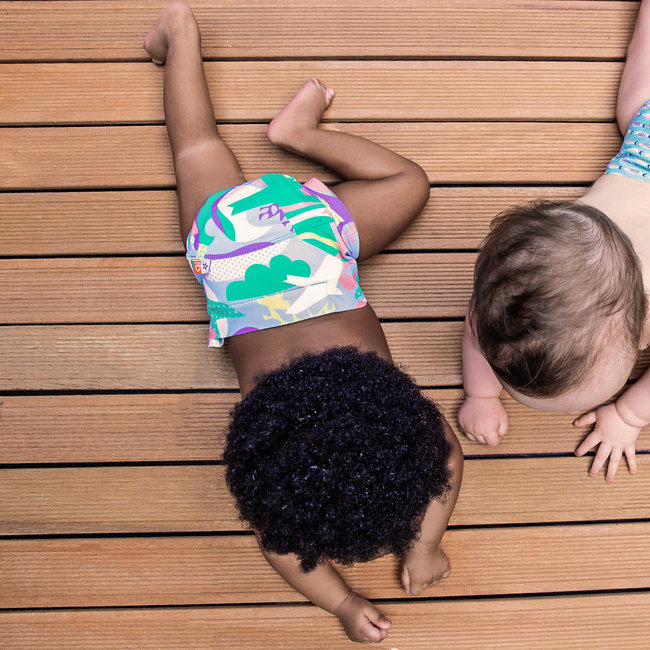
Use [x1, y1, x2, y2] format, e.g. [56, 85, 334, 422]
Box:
[606, 99, 650, 182]
[186, 173, 367, 347]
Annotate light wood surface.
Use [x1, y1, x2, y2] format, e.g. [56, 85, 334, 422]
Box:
[3, 1, 648, 647]
[2, 323, 648, 391]
[1, 457, 648, 535]
[3, 523, 650, 607]
[0, 187, 585, 256]
[7, 389, 647, 464]
[0, 1, 636, 61]
[0, 61, 622, 125]
[0, 253, 476, 322]
[2, 593, 650, 649]
[1, 123, 622, 190]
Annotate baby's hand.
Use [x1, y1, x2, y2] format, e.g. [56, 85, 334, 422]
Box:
[334, 592, 392, 643]
[401, 543, 450, 596]
[574, 403, 640, 481]
[458, 395, 508, 445]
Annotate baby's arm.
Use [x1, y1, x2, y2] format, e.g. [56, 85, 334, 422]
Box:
[457, 315, 508, 445]
[575, 368, 650, 480]
[258, 541, 392, 643]
[401, 427, 463, 595]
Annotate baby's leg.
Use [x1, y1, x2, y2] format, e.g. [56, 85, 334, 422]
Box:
[144, 3, 246, 243]
[268, 80, 430, 261]
[616, 0, 650, 134]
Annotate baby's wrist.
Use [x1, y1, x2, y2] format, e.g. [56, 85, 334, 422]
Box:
[464, 393, 501, 401]
[409, 537, 440, 552]
[614, 400, 648, 429]
[332, 588, 355, 617]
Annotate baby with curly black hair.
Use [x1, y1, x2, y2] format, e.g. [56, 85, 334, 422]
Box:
[145, 3, 463, 643]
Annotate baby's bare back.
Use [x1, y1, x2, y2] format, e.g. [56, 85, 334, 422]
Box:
[581, 173, 650, 331]
[228, 304, 391, 397]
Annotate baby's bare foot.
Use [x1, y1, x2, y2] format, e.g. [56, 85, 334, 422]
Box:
[144, 1, 197, 65]
[267, 78, 335, 154]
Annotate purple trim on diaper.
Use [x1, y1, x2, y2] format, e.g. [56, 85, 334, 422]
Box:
[302, 186, 354, 242]
[233, 326, 259, 336]
[210, 203, 227, 234]
[205, 241, 272, 259]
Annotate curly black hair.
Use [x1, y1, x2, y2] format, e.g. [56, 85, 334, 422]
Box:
[224, 346, 452, 572]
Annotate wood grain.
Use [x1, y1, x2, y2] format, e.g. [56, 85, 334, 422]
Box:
[0, 187, 586, 256]
[2, 594, 650, 649]
[3, 323, 648, 392]
[2, 523, 649, 607]
[1, 458, 648, 535]
[0, 253, 475, 323]
[0, 321, 463, 390]
[7, 389, 643, 464]
[2, 1, 648, 645]
[0, 61, 622, 125]
[0, 123, 623, 190]
[0, 1, 636, 62]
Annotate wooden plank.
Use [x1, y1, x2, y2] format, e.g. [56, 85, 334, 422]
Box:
[0, 61, 622, 125]
[5, 389, 633, 464]
[0, 191, 183, 256]
[0, 322, 463, 390]
[0, 123, 623, 190]
[1, 458, 649, 535]
[0, 187, 586, 256]
[2, 523, 650, 607]
[0, 253, 475, 324]
[0, 1, 636, 62]
[3, 323, 648, 392]
[2, 594, 650, 648]
[0, 393, 236, 464]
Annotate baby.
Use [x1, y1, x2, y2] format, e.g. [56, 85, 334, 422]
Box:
[459, 1, 650, 481]
[145, 3, 463, 644]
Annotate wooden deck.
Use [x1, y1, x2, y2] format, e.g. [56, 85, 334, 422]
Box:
[2, 1, 650, 647]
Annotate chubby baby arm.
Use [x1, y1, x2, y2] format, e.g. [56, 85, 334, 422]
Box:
[401, 426, 463, 595]
[257, 539, 391, 643]
[575, 367, 650, 480]
[458, 316, 508, 445]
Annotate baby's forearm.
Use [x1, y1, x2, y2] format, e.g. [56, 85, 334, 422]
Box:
[615, 367, 650, 428]
[415, 426, 464, 548]
[462, 316, 502, 398]
[258, 540, 352, 614]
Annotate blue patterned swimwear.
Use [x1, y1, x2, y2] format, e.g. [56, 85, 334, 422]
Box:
[186, 174, 367, 347]
[606, 99, 650, 182]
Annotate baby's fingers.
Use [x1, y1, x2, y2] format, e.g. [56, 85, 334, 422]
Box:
[625, 447, 638, 475]
[575, 430, 601, 457]
[574, 410, 597, 428]
[365, 607, 391, 631]
[484, 430, 502, 446]
[401, 566, 411, 594]
[606, 447, 623, 482]
[589, 442, 611, 477]
[363, 607, 391, 642]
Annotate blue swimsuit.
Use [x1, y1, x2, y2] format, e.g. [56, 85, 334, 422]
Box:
[606, 99, 650, 182]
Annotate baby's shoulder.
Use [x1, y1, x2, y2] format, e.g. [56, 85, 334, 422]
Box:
[581, 174, 650, 285]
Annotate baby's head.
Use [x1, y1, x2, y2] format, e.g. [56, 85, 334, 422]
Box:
[471, 200, 647, 412]
[224, 346, 452, 572]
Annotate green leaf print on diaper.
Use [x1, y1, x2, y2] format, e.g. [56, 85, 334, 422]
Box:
[226, 255, 311, 301]
[206, 300, 244, 319]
